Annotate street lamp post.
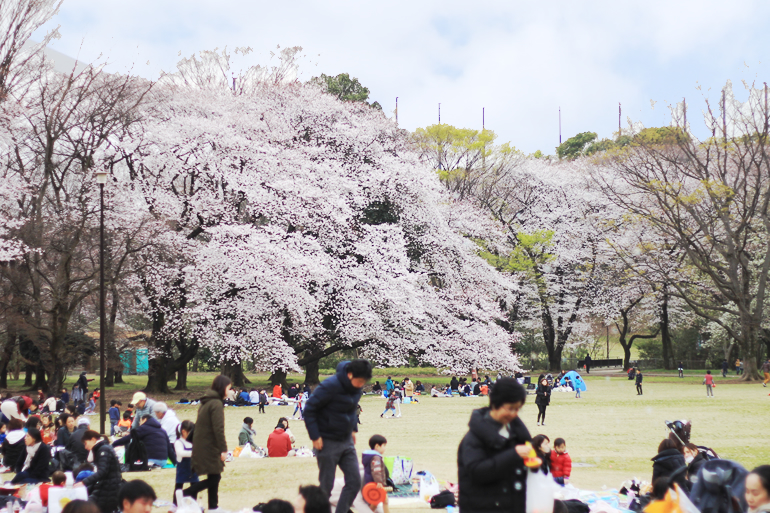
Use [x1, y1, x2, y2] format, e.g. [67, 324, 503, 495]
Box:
[96, 169, 108, 435]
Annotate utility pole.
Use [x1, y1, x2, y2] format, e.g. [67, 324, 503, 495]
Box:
[438, 103, 441, 124]
[395, 97, 398, 126]
[683, 97, 687, 132]
[559, 107, 562, 145]
[618, 103, 621, 137]
[482, 107, 486, 170]
[606, 326, 610, 359]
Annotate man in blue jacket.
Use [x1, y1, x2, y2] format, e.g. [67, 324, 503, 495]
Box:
[303, 360, 372, 513]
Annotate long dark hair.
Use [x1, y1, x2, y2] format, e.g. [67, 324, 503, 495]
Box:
[211, 375, 232, 400]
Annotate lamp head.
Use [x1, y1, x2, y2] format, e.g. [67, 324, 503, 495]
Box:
[95, 170, 108, 184]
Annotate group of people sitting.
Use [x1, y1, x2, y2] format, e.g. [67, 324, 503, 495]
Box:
[237, 416, 301, 458]
[225, 384, 311, 418]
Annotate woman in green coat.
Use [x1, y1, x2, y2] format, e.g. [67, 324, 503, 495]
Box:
[184, 375, 231, 510]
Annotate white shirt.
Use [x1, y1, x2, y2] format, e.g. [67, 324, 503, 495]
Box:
[159, 409, 180, 443]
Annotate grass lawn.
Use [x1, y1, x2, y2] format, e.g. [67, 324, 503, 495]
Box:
[84, 372, 767, 513]
[9, 371, 767, 512]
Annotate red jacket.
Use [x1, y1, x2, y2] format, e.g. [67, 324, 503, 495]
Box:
[551, 450, 572, 478]
[267, 428, 292, 457]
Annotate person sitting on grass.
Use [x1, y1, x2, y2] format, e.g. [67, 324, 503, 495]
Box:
[684, 443, 706, 485]
[116, 411, 132, 434]
[3, 418, 28, 469]
[11, 427, 51, 484]
[238, 417, 258, 450]
[531, 434, 551, 475]
[267, 422, 295, 457]
[113, 414, 174, 467]
[33, 470, 66, 507]
[119, 480, 157, 513]
[362, 435, 390, 513]
[651, 438, 687, 491]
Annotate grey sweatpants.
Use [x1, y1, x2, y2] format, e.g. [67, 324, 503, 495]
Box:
[316, 436, 361, 513]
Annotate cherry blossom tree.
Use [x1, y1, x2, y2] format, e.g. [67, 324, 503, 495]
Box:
[119, 48, 522, 390]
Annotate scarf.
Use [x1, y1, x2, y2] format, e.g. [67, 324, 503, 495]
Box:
[23, 442, 41, 471]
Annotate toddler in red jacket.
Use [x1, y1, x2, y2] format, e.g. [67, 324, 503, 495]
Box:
[550, 437, 572, 485]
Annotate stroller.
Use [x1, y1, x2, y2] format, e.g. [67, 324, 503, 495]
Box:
[665, 420, 719, 460]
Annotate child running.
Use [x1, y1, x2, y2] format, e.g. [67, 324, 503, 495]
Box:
[173, 420, 198, 505]
[551, 437, 572, 485]
[362, 435, 390, 513]
[380, 393, 397, 419]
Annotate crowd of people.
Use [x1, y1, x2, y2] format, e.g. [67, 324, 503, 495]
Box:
[0, 361, 768, 513]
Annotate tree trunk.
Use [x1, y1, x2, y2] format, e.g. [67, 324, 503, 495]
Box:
[114, 370, 124, 384]
[304, 358, 321, 386]
[660, 290, 672, 369]
[145, 357, 173, 394]
[33, 366, 47, 391]
[192, 356, 199, 373]
[105, 367, 114, 387]
[269, 369, 288, 390]
[24, 365, 33, 388]
[222, 362, 246, 388]
[45, 366, 66, 398]
[174, 365, 188, 390]
[541, 311, 559, 371]
[0, 329, 16, 389]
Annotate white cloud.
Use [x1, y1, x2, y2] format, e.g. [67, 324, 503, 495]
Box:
[33, 0, 770, 153]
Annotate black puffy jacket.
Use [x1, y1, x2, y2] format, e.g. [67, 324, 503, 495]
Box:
[458, 408, 532, 513]
[652, 448, 687, 487]
[2, 431, 25, 468]
[113, 417, 172, 462]
[14, 442, 51, 482]
[535, 385, 551, 406]
[82, 439, 122, 513]
[303, 361, 362, 442]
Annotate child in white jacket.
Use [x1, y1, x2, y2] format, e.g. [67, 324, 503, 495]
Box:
[173, 421, 198, 505]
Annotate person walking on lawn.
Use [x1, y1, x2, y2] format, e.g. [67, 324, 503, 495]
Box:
[303, 360, 372, 513]
[635, 370, 643, 395]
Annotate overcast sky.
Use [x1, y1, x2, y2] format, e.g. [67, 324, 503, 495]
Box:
[33, 0, 770, 154]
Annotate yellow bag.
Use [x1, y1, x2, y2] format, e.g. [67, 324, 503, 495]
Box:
[233, 447, 243, 458]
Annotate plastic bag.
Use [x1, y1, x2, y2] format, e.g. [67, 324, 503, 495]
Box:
[175, 491, 203, 513]
[239, 445, 252, 458]
[526, 470, 555, 513]
[419, 472, 441, 503]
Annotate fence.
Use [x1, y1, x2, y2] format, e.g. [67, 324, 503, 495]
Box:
[528, 358, 715, 371]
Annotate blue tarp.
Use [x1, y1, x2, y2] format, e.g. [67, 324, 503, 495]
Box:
[559, 370, 587, 392]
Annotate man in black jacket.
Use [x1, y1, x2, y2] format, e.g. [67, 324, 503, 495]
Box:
[458, 378, 533, 513]
[303, 360, 372, 513]
[77, 430, 123, 513]
[113, 415, 175, 467]
[66, 417, 91, 467]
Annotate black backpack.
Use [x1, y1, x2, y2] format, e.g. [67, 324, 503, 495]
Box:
[125, 430, 149, 472]
[430, 491, 456, 509]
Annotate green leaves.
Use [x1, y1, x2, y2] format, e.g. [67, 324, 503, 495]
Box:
[310, 73, 382, 110]
[556, 131, 598, 160]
